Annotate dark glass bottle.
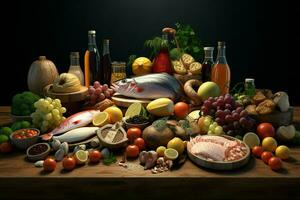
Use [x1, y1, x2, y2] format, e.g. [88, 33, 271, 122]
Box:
[84, 30, 101, 87]
[201, 47, 214, 82]
[101, 39, 112, 85]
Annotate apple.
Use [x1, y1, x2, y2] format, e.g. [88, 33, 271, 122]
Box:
[197, 81, 220, 101]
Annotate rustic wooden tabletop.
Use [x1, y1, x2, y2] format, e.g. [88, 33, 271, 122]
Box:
[0, 106, 299, 199]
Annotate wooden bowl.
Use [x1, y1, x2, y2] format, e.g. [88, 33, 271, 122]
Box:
[123, 118, 150, 130]
[187, 135, 250, 170]
[26, 143, 50, 161]
[44, 84, 88, 116]
[250, 107, 293, 127]
[10, 128, 40, 150]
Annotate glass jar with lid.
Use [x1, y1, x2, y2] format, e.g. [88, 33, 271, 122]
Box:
[111, 61, 126, 83]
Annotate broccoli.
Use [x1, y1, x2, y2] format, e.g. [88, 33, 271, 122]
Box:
[11, 91, 40, 116]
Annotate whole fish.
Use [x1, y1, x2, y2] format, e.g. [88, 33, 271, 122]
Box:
[53, 127, 99, 143]
[111, 73, 183, 101]
[41, 110, 100, 140]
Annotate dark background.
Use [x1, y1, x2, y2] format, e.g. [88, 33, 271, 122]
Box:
[2, 0, 293, 105]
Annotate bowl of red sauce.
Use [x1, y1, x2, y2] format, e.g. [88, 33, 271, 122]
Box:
[10, 128, 40, 150]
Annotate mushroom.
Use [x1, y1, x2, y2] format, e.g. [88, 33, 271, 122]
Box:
[273, 92, 290, 112]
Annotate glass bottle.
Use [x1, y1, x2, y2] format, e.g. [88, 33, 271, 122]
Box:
[201, 47, 214, 82]
[84, 30, 101, 87]
[151, 33, 173, 74]
[211, 41, 231, 95]
[68, 52, 84, 85]
[100, 39, 112, 85]
[245, 78, 256, 98]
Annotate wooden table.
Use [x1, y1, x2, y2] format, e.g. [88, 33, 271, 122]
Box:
[1, 106, 300, 199]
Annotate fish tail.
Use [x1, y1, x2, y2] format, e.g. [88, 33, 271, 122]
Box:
[40, 133, 53, 141]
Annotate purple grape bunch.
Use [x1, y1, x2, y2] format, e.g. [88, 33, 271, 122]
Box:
[87, 81, 115, 105]
[201, 94, 256, 136]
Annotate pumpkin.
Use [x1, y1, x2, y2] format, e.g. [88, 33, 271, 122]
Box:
[27, 56, 59, 95]
[52, 73, 81, 93]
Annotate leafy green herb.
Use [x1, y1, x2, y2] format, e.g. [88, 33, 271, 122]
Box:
[144, 37, 169, 59]
[152, 117, 169, 131]
[102, 153, 117, 166]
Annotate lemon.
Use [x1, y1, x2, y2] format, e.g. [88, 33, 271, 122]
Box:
[275, 145, 290, 160]
[74, 150, 88, 165]
[167, 137, 185, 155]
[262, 137, 278, 152]
[156, 146, 166, 157]
[132, 57, 152, 75]
[164, 148, 179, 160]
[93, 112, 110, 127]
[104, 106, 123, 123]
[243, 132, 260, 148]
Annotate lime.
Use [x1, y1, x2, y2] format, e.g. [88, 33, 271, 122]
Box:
[167, 137, 185, 155]
[0, 127, 13, 137]
[275, 145, 290, 160]
[92, 112, 110, 127]
[0, 135, 9, 144]
[164, 148, 179, 160]
[74, 150, 88, 165]
[125, 102, 146, 119]
[243, 132, 260, 148]
[262, 137, 277, 152]
[156, 146, 166, 157]
[21, 121, 31, 128]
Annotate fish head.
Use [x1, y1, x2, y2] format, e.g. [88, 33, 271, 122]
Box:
[112, 78, 144, 96]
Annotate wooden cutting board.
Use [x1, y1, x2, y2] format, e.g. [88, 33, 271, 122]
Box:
[111, 93, 151, 107]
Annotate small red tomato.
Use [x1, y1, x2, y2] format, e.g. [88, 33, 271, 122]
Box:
[14, 135, 22, 139]
[127, 127, 142, 142]
[268, 157, 282, 171]
[252, 146, 264, 158]
[43, 158, 57, 172]
[0, 142, 13, 153]
[126, 145, 139, 158]
[257, 123, 275, 139]
[174, 102, 189, 119]
[89, 150, 102, 163]
[133, 138, 145, 150]
[261, 151, 273, 164]
[62, 157, 76, 171]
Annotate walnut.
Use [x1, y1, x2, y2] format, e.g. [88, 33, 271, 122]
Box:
[253, 91, 267, 105]
[245, 105, 258, 115]
[256, 99, 276, 115]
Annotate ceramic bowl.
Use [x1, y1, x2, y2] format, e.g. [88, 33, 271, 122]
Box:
[26, 143, 50, 161]
[10, 128, 40, 150]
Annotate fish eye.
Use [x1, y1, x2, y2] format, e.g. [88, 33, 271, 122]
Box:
[121, 79, 126, 83]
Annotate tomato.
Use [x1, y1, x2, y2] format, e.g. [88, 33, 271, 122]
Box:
[252, 146, 264, 158]
[14, 134, 22, 139]
[261, 151, 273, 164]
[257, 123, 275, 139]
[0, 142, 13, 153]
[43, 158, 57, 172]
[89, 150, 102, 163]
[268, 157, 282, 171]
[127, 127, 142, 142]
[133, 138, 145, 150]
[174, 102, 189, 118]
[62, 157, 76, 171]
[126, 145, 139, 158]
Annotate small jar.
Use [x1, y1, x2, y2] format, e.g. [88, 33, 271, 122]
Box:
[244, 78, 255, 97]
[111, 61, 126, 83]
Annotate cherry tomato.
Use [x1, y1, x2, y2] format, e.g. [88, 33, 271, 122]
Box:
[126, 145, 139, 158]
[257, 123, 275, 139]
[43, 158, 57, 172]
[14, 134, 22, 139]
[252, 146, 264, 158]
[174, 102, 189, 118]
[0, 142, 13, 153]
[133, 138, 145, 150]
[268, 157, 282, 171]
[127, 127, 142, 142]
[261, 151, 273, 164]
[89, 150, 102, 163]
[62, 157, 76, 171]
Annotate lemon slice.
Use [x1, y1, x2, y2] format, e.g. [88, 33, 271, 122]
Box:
[172, 60, 187, 75]
[92, 112, 110, 127]
[164, 148, 179, 160]
[180, 53, 195, 68]
[74, 150, 88, 165]
[243, 132, 260, 148]
[189, 62, 202, 75]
